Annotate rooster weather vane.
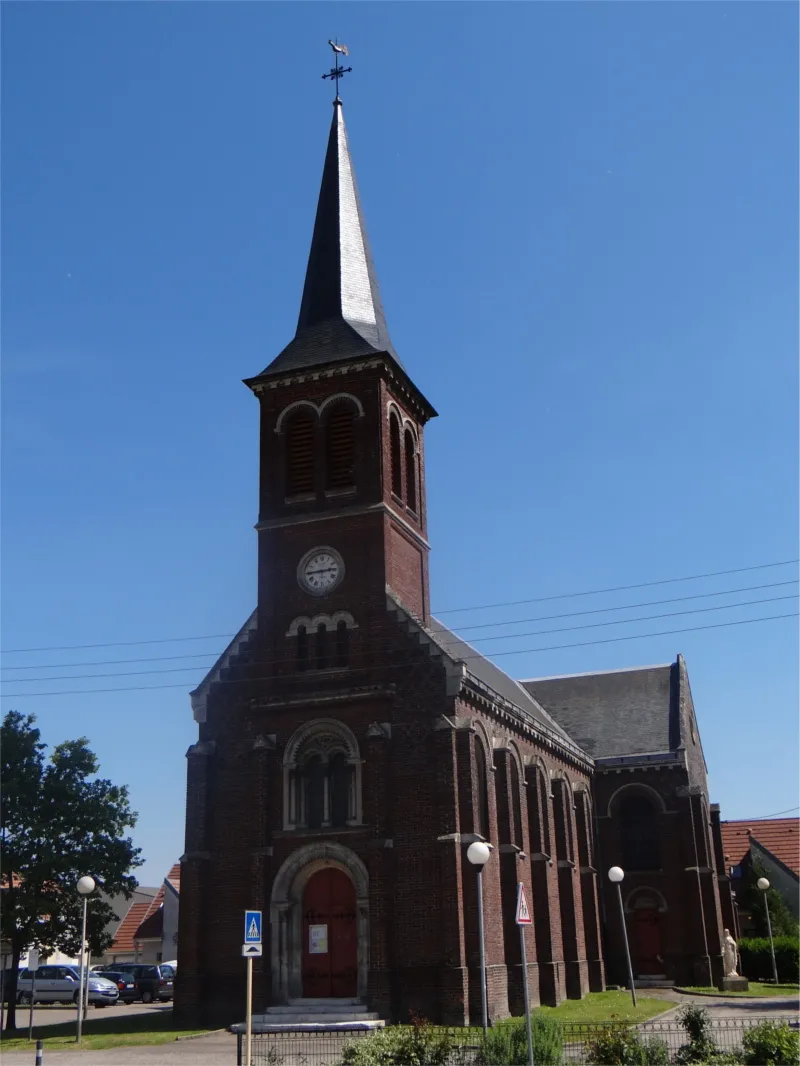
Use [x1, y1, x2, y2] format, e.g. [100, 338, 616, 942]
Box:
[322, 39, 352, 98]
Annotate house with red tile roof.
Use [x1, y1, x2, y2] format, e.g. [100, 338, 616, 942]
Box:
[102, 864, 181, 966]
[720, 817, 799, 920]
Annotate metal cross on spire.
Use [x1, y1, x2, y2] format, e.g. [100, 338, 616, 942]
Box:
[322, 39, 352, 99]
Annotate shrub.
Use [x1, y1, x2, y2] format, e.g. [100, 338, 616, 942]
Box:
[738, 937, 800, 984]
[584, 1024, 670, 1065]
[476, 1016, 563, 1065]
[674, 1005, 742, 1065]
[340, 1019, 458, 1066]
[741, 1021, 800, 1066]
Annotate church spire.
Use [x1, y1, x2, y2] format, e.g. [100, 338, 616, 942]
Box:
[257, 99, 401, 378]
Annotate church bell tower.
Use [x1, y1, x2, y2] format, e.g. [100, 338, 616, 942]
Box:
[243, 96, 437, 661]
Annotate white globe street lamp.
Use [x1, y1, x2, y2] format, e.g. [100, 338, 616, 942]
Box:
[607, 867, 637, 1007]
[467, 842, 493, 1031]
[757, 877, 779, 984]
[76, 876, 96, 1045]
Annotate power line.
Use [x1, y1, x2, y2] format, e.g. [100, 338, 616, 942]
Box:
[2, 557, 797, 656]
[453, 580, 798, 633]
[1, 611, 795, 699]
[728, 807, 800, 821]
[2, 595, 795, 683]
[3, 579, 796, 673]
[436, 558, 799, 614]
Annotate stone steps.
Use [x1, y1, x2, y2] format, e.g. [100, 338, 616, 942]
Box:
[233, 997, 385, 1032]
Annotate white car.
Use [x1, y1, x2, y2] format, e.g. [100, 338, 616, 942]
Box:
[16, 965, 119, 1007]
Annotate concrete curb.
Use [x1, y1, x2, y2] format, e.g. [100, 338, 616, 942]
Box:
[175, 1028, 227, 1041]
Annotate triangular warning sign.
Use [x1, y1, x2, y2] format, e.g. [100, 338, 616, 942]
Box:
[247, 917, 260, 940]
[515, 882, 532, 925]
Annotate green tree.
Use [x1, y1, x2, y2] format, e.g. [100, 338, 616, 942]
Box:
[738, 858, 799, 938]
[1, 711, 142, 1031]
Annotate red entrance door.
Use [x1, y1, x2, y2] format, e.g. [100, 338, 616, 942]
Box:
[632, 908, 662, 974]
[302, 868, 357, 998]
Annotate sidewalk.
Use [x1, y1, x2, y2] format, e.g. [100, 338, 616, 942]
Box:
[0, 1030, 237, 1066]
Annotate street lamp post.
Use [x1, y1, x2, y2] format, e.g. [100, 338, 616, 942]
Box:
[467, 842, 492, 1032]
[757, 878, 779, 984]
[75, 876, 96, 1045]
[608, 867, 637, 1007]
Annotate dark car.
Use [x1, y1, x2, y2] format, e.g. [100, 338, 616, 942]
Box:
[92, 969, 138, 1003]
[95, 963, 174, 1003]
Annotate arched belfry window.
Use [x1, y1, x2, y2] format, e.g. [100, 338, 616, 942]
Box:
[404, 428, 417, 512]
[283, 720, 363, 830]
[389, 411, 402, 497]
[620, 794, 660, 871]
[285, 410, 316, 497]
[287, 613, 356, 672]
[325, 405, 356, 491]
[474, 738, 490, 839]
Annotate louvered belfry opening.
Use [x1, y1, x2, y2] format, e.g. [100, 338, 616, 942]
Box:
[390, 412, 402, 497]
[285, 411, 316, 496]
[404, 429, 417, 512]
[325, 406, 356, 491]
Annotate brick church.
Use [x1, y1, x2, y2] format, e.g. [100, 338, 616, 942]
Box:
[175, 95, 736, 1028]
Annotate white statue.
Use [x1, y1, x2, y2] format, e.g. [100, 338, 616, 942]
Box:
[723, 928, 739, 977]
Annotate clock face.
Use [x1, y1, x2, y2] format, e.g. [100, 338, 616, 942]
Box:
[299, 549, 343, 595]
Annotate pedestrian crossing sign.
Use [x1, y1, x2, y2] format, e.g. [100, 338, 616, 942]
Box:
[515, 883, 532, 925]
[244, 909, 263, 944]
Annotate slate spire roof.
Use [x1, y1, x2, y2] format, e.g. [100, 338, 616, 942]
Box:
[256, 99, 400, 378]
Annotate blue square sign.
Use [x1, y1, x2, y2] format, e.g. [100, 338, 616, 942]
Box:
[244, 910, 262, 944]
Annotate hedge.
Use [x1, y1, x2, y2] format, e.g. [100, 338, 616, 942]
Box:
[738, 936, 799, 984]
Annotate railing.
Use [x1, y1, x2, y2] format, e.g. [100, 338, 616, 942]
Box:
[236, 1015, 800, 1065]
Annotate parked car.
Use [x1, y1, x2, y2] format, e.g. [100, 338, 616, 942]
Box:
[90, 969, 138, 1003]
[16, 966, 119, 1007]
[94, 963, 174, 1003]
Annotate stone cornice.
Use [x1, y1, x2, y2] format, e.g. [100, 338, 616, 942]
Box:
[250, 684, 394, 711]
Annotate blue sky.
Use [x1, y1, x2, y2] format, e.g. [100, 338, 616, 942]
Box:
[2, 2, 797, 887]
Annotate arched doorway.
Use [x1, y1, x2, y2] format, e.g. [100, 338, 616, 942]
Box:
[270, 843, 369, 1004]
[302, 868, 357, 997]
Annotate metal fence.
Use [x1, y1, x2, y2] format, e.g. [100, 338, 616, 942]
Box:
[236, 1015, 800, 1065]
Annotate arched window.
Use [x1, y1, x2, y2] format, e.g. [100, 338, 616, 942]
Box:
[620, 795, 660, 871]
[552, 779, 574, 863]
[297, 625, 309, 672]
[285, 411, 316, 496]
[329, 752, 352, 827]
[404, 429, 417, 512]
[325, 406, 356, 491]
[475, 739, 490, 839]
[304, 755, 325, 829]
[510, 758, 523, 849]
[283, 720, 363, 830]
[389, 412, 402, 497]
[314, 623, 327, 670]
[335, 620, 349, 668]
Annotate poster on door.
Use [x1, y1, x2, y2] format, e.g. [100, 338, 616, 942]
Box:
[309, 924, 328, 954]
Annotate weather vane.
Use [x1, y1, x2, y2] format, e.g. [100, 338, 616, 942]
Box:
[322, 39, 352, 98]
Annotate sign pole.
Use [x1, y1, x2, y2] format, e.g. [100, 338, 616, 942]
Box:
[245, 954, 253, 1066]
[242, 909, 262, 1066]
[28, 970, 36, 1041]
[26, 949, 39, 1044]
[519, 924, 533, 1066]
[515, 883, 534, 1066]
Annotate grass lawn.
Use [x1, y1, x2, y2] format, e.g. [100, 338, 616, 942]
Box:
[676, 982, 800, 999]
[530, 990, 674, 1024]
[0, 1009, 214, 1053]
